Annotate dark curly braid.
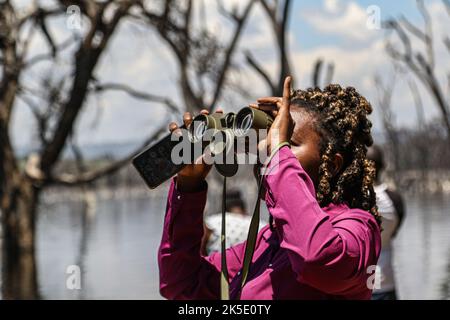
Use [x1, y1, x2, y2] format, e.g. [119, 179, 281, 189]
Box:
[291, 84, 380, 225]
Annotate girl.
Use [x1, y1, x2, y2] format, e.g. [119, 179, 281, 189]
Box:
[158, 76, 381, 300]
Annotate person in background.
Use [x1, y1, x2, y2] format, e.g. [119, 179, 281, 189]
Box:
[367, 145, 406, 300]
[200, 189, 266, 256]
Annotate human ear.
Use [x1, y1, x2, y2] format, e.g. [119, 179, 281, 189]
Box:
[331, 153, 344, 177]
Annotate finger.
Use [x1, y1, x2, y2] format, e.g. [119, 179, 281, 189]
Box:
[169, 122, 179, 132]
[257, 97, 282, 103]
[255, 104, 279, 112]
[256, 101, 277, 106]
[281, 76, 292, 113]
[257, 101, 283, 109]
[256, 100, 281, 108]
[183, 112, 193, 127]
[169, 121, 183, 137]
[200, 109, 209, 115]
[215, 108, 224, 113]
[250, 104, 279, 117]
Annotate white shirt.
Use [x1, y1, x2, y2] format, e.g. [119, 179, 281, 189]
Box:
[205, 212, 266, 255]
[373, 183, 400, 293]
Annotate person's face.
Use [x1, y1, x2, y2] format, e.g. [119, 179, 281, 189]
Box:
[227, 205, 245, 215]
[253, 108, 323, 189]
[288, 109, 322, 187]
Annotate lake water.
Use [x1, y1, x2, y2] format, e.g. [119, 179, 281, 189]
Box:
[36, 186, 450, 300]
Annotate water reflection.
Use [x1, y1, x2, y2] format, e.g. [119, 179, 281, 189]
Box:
[36, 188, 450, 299]
[442, 249, 450, 299]
[393, 193, 450, 299]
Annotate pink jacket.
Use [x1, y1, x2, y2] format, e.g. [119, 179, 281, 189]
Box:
[158, 146, 381, 299]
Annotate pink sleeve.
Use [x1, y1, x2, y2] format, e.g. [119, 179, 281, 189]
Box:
[158, 179, 245, 300]
[263, 146, 381, 295]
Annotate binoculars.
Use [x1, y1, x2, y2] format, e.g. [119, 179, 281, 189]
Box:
[188, 107, 273, 142]
[132, 107, 274, 189]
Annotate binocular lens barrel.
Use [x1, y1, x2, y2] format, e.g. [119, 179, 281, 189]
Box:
[188, 107, 273, 142]
[189, 114, 208, 142]
[234, 109, 253, 137]
[233, 107, 274, 136]
[188, 112, 236, 142]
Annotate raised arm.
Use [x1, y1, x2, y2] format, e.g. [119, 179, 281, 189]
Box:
[263, 146, 381, 295]
[158, 179, 245, 299]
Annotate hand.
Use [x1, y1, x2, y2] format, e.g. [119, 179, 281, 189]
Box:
[168, 109, 222, 192]
[250, 76, 294, 155]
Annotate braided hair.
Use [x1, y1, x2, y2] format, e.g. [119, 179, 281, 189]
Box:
[291, 84, 380, 225]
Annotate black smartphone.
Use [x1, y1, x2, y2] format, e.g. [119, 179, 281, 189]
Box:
[132, 128, 187, 189]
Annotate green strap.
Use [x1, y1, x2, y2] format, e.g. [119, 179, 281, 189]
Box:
[238, 141, 290, 297]
[220, 176, 229, 300]
[219, 142, 289, 300]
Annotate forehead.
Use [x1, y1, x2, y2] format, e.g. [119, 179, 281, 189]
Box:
[290, 107, 318, 136]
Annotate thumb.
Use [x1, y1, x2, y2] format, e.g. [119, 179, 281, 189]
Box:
[280, 76, 292, 115]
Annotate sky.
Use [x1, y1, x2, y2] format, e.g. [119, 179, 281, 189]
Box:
[9, 0, 450, 153]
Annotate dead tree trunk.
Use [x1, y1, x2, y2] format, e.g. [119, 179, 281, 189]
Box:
[0, 0, 135, 299]
[0, 119, 39, 299]
[0, 0, 39, 298]
[1, 175, 40, 300]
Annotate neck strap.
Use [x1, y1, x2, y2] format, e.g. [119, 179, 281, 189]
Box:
[220, 142, 290, 300]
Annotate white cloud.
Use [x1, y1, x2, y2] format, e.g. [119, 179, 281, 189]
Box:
[295, 0, 450, 133]
[324, 0, 341, 14]
[302, 1, 377, 41]
[10, 0, 450, 150]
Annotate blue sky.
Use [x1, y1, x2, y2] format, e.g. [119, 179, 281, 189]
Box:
[292, 0, 419, 49]
[10, 0, 450, 151]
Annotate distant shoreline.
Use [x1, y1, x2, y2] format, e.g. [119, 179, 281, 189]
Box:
[40, 169, 450, 205]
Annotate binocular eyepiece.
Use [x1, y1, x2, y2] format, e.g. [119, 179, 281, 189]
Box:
[188, 107, 274, 143]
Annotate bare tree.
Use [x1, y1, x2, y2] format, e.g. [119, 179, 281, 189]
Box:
[137, 0, 256, 113]
[385, 0, 450, 142]
[243, 1, 334, 95]
[407, 79, 430, 185]
[312, 58, 334, 88]
[244, 0, 292, 96]
[0, 0, 162, 299]
[373, 72, 401, 184]
[1, 0, 257, 299]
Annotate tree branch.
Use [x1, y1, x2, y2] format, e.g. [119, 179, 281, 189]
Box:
[312, 59, 323, 87]
[444, 0, 450, 16]
[408, 79, 425, 129]
[91, 82, 179, 113]
[385, 2, 450, 141]
[16, 92, 49, 146]
[46, 125, 167, 186]
[40, 1, 134, 174]
[138, 1, 204, 113]
[373, 72, 401, 176]
[276, 0, 292, 88]
[23, 36, 79, 68]
[399, 15, 426, 42]
[312, 58, 334, 87]
[416, 0, 434, 68]
[324, 62, 335, 86]
[209, 0, 256, 111]
[246, 0, 292, 95]
[0, 1, 20, 126]
[245, 50, 276, 93]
